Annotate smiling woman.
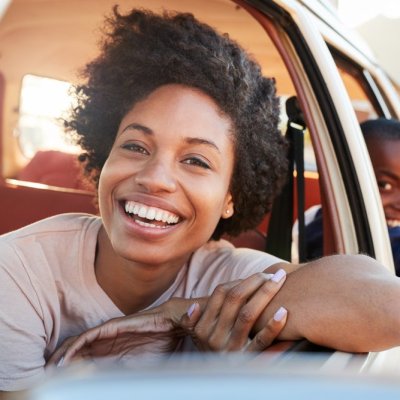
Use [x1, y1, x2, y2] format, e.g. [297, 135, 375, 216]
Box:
[95, 85, 237, 310]
[2, 5, 400, 393]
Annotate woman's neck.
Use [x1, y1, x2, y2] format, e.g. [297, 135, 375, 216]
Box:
[95, 226, 190, 315]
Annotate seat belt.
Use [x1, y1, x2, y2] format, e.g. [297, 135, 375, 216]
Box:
[265, 96, 306, 262]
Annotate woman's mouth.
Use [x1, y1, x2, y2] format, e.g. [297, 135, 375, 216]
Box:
[123, 200, 181, 229]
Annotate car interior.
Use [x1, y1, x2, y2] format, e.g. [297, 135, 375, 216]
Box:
[0, 0, 395, 260]
[0, 0, 314, 245]
[2, 0, 400, 372]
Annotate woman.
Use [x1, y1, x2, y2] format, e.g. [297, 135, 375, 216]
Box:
[1, 8, 400, 391]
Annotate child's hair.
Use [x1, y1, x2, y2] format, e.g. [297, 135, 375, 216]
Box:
[361, 118, 400, 141]
[66, 7, 288, 239]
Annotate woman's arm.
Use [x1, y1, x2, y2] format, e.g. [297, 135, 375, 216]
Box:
[49, 271, 288, 365]
[255, 254, 400, 352]
[51, 253, 400, 364]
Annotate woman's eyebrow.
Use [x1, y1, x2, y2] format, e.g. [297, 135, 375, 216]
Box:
[121, 123, 221, 153]
[122, 123, 152, 135]
[185, 137, 221, 153]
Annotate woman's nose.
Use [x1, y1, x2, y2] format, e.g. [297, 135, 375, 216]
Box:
[134, 158, 177, 193]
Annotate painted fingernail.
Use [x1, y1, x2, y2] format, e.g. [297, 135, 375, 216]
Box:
[187, 303, 197, 318]
[271, 269, 286, 283]
[57, 356, 64, 368]
[273, 307, 287, 322]
[263, 273, 274, 280]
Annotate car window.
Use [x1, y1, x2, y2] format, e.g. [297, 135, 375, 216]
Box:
[0, 0, 302, 190]
[329, 47, 394, 120]
[1, 0, 323, 236]
[17, 74, 78, 159]
[335, 65, 378, 121]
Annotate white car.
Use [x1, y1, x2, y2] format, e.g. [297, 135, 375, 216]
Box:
[1, 0, 400, 387]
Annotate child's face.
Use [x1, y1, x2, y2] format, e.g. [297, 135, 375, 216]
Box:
[97, 84, 235, 267]
[366, 137, 400, 227]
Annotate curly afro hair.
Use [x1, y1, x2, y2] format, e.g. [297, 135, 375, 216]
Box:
[66, 7, 288, 240]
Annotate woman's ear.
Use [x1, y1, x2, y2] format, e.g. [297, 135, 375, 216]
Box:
[221, 193, 234, 219]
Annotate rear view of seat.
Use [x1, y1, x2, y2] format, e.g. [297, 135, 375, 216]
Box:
[0, 149, 97, 234]
[17, 150, 91, 191]
[230, 173, 320, 251]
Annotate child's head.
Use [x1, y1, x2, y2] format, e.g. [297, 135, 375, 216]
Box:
[361, 118, 400, 227]
[66, 8, 288, 239]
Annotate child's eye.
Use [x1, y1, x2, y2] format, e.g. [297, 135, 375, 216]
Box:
[183, 157, 211, 169]
[378, 181, 393, 191]
[121, 143, 149, 155]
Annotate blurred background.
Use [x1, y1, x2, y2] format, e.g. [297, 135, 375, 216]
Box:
[329, 0, 400, 86]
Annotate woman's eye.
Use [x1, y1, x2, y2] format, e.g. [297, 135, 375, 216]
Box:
[183, 157, 211, 170]
[378, 181, 393, 191]
[121, 143, 149, 155]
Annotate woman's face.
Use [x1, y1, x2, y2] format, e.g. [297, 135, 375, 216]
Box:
[98, 84, 235, 267]
[366, 137, 400, 227]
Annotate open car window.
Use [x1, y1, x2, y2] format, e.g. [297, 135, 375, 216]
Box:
[1, 0, 299, 190]
[1, 0, 396, 264]
[1, 0, 320, 240]
[17, 74, 78, 159]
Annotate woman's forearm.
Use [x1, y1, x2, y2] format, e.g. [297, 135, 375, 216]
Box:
[258, 254, 400, 352]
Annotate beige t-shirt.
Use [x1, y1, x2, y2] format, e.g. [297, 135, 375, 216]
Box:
[0, 213, 282, 391]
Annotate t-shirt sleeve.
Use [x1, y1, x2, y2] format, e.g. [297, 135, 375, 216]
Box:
[0, 242, 47, 391]
[189, 241, 285, 298]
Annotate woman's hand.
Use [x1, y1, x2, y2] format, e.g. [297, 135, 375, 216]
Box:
[180, 269, 288, 352]
[250, 255, 400, 352]
[47, 269, 287, 366]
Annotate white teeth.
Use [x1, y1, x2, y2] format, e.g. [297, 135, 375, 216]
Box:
[161, 211, 169, 223]
[135, 219, 168, 229]
[146, 208, 156, 220]
[124, 201, 180, 225]
[167, 215, 179, 224]
[387, 220, 400, 228]
[155, 210, 163, 221]
[138, 206, 147, 218]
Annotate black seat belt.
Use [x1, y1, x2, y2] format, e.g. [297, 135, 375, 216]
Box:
[265, 96, 306, 262]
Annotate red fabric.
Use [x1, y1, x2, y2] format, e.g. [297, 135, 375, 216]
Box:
[18, 150, 90, 191]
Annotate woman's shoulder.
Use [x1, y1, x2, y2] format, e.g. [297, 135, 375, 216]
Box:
[195, 239, 282, 267]
[187, 240, 283, 296]
[1, 213, 101, 243]
[0, 213, 101, 282]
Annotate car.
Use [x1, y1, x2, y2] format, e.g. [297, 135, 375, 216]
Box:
[26, 354, 400, 400]
[1, 0, 400, 380]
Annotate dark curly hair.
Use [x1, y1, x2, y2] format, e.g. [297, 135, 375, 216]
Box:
[66, 7, 288, 240]
[361, 118, 400, 141]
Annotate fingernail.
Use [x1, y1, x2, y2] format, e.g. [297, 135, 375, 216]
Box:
[187, 303, 197, 318]
[273, 307, 287, 322]
[271, 269, 286, 283]
[57, 356, 64, 368]
[263, 273, 274, 280]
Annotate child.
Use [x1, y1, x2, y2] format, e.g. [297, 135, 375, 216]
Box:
[301, 118, 400, 274]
